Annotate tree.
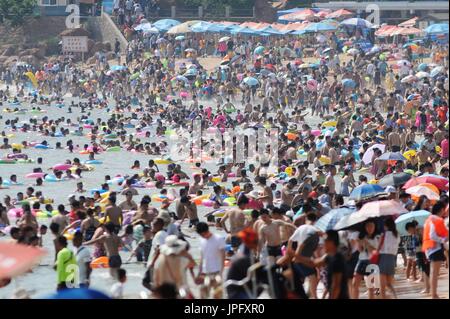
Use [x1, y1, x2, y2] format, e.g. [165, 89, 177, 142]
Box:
[0, 0, 37, 26]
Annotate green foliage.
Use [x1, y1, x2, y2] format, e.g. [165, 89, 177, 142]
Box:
[177, 0, 255, 11]
[45, 36, 60, 56]
[0, 0, 37, 26]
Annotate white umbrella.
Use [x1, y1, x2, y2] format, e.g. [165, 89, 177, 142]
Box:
[362, 144, 385, 165]
[401, 75, 418, 83]
[416, 71, 430, 79]
[219, 36, 230, 43]
[347, 48, 359, 56]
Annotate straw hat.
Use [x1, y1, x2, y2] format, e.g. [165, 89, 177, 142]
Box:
[160, 235, 187, 256]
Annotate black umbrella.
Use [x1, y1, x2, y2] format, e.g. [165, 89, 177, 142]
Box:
[377, 172, 412, 187]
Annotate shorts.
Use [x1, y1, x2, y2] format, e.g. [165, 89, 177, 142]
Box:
[230, 235, 241, 248]
[428, 248, 446, 262]
[113, 225, 121, 234]
[108, 255, 122, 268]
[296, 263, 316, 277]
[267, 245, 282, 257]
[416, 252, 430, 276]
[347, 251, 359, 279]
[379, 254, 396, 276]
[142, 268, 153, 286]
[189, 218, 200, 228]
[391, 145, 401, 152]
[354, 259, 371, 276]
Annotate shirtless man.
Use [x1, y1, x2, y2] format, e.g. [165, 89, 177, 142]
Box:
[325, 165, 337, 199]
[85, 222, 122, 279]
[258, 209, 296, 264]
[271, 207, 295, 246]
[281, 178, 297, 212]
[220, 195, 249, 250]
[51, 205, 69, 235]
[118, 191, 138, 211]
[179, 196, 199, 228]
[105, 196, 123, 234]
[257, 176, 274, 208]
[387, 127, 402, 152]
[188, 174, 203, 195]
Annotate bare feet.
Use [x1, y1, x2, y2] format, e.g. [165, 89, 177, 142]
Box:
[420, 289, 430, 294]
[431, 295, 440, 299]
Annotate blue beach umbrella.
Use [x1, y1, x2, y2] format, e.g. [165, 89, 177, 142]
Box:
[46, 288, 111, 299]
[395, 210, 431, 235]
[430, 66, 444, 78]
[315, 207, 356, 231]
[153, 19, 180, 32]
[349, 184, 385, 201]
[304, 22, 337, 33]
[424, 23, 449, 35]
[110, 65, 127, 71]
[254, 46, 265, 55]
[342, 78, 356, 88]
[243, 77, 259, 86]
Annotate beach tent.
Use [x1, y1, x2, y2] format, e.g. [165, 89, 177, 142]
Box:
[167, 20, 203, 34]
[303, 22, 337, 33]
[153, 19, 181, 32]
[279, 9, 317, 22]
[398, 17, 418, 28]
[326, 9, 353, 19]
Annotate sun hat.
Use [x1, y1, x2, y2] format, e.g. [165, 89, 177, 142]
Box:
[160, 235, 187, 256]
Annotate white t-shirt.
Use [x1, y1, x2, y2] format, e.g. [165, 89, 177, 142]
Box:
[147, 230, 168, 267]
[380, 231, 400, 255]
[289, 224, 319, 244]
[110, 282, 124, 299]
[76, 246, 91, 285]
[200, 234, 226, 274]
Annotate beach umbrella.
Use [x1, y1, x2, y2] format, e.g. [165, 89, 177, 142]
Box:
[406, 93, 421, 101]
[190, 21, 212, 33]
[347, 48, 359, 56]
[46, 288, 111, 299]
[341, 18, 373, 28]
[110, 65, 127, 71]
[259, 26, 284, 35]
[175, 75, 188, 83]
[417, 63, 428, 71]
[378, 152, 407, 161]
[342, 78, 356, 88]
[155, 38, 167, 44]
[401, 75, 418, 84]
[395, 210, 431, 235]
[219, 36, 230, 42]
[303, 22, 337, 33]
[397, 59, 411, 66]
[153, 19, 180, 32]
[134, 22, 159, 33]
[405, 184, 440, 200]
[349, 184, 386, 201]
[362, 144, 386, 165]
[430, 66, 444, 78]
[403, 174, 449, 190]
[377, 172, 412, 187]
[175, 35, 185, 41]
[230, 26, 259, 35]
[416, 71, 430, 79]
[334, 200, 408, 230]
[243, 77, 259, 86]
[254, 46, 265, 55]
[306, 79, 318, 91]
[424, 23, 449, 35]
[315, 207, 356, 231]
[322, 47, 332, 54]
[326, 9, 353, 19]
[0, 243, 46, 279]
[167, 20, 201, 34]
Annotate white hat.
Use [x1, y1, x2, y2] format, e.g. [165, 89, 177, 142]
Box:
[384, 186, 396, 193]
[160, 235, 187, 256]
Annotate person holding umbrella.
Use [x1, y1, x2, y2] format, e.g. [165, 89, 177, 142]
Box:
[422, 201, 449, 299]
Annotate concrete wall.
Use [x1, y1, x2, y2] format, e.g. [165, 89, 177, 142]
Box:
[87, 12, 128, 54]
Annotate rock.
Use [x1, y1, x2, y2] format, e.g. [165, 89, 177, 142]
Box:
[1, 45, 16, 57]
[4, 56, 19, 65]
[103, 41, 112, 51]
[21, 55, 39, 65]
[105, 51, 116, 60]
[0, 56, 8, 64]
[87, 39, 95, 51]
[86, 56, 97, 65]
[90, 41, 103, 55]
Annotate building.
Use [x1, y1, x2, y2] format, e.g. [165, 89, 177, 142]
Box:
[312, 1, 449, 25]
[38, 0, 98, 16]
